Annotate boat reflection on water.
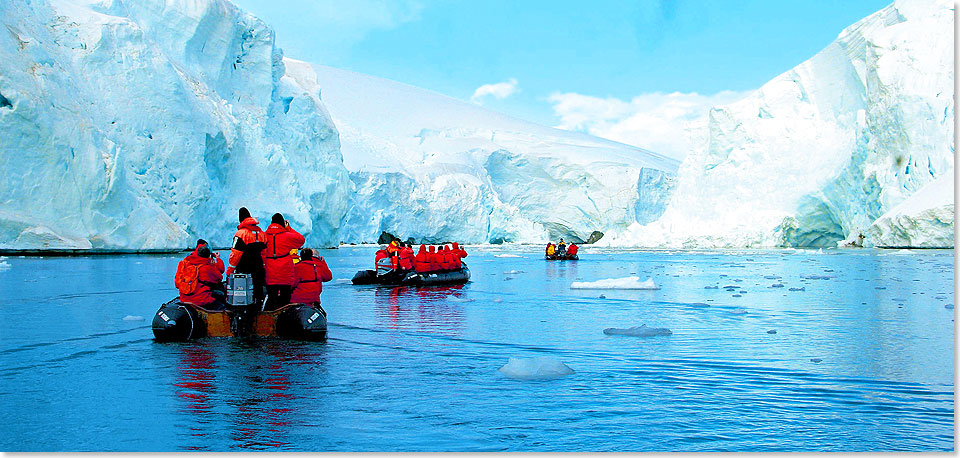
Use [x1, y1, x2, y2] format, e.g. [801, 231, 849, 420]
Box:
[171, 340, 330, 451]
[374, 285, 467, 336]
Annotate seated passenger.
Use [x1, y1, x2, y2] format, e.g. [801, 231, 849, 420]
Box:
[376, 252, 395, 276]
[557, 239, 566, 256]
[398, 242, 415, 271]
[567, 243, 579, 256]
[427, 245, 440, 272]
[451, 242, 467, 269]
[290, 249, 333, 304]
[414, 244, 431, 272]
[374, 248, 389, 270]
[176, 245, 226, 309]
[441, 245, 456, 270]
[546, 243, 556, 256]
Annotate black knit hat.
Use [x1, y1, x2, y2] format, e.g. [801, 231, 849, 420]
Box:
[239, 207, 251, 222]
[272, 213, 284, 225]
[197, 245, 211, 258]
[301, 248, 313, 261]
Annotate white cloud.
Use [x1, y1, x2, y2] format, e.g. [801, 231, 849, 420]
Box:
[548, 90, 753, 161]
[470, 78, 519, 104]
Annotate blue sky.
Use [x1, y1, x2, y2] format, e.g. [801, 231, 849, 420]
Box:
[232, 0, 890, 155]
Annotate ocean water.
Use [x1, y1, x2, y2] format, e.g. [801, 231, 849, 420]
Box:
[0, 246, 953, 452]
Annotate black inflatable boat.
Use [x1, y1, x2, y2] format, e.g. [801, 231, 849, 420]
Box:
[152, 298, 327, 342]
[545, 254, 579, 260]
[352, 265, 471, 286]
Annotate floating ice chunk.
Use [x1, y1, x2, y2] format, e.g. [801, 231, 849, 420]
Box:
[570, 276, 658, 290]
[123, 315, 145, 321]
[498, 357, 574, 380]
[603, 325, 672, 337]
[494, 254, 522, 258]
[0, 261, 10, 271]
[503, 270, 525, 274]
[729, 308, 748, 315]
[492, 298, 503, 303]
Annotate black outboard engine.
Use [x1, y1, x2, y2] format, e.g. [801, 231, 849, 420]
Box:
[226, 273, 257, 336]
[152, 298, 201, 341]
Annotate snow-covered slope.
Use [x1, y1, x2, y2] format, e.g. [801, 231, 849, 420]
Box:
[605, 0, 954, 248]
[296, 62, 679, 243]
[0, 0, 349, 250]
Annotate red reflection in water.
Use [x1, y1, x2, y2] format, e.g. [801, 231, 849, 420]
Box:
[374, 285, 466, 336]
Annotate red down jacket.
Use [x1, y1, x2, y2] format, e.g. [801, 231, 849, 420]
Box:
[261, 223, 305, 286]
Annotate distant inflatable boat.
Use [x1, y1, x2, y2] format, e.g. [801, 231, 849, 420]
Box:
[545, 254, 579, 261]
[152, 298, 327, 342]
[352, 266, 471, 286]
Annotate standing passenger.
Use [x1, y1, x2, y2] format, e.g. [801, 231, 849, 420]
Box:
[262, 213, 305, 310]
[226, 207, 266, 305]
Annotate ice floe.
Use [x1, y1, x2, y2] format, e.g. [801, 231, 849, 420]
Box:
[602, 325, 673, 337]
[570, 276, 658, 290]
[498, 356, 575, 380]
[123, 315, 145, 321]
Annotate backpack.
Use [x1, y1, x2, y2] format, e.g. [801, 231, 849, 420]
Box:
[175, 260, 202, 295]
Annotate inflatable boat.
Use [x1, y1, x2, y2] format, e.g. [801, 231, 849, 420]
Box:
[545, 253, 579, 260]
[152, 298, 327, 341]
[352, 265, 471, 286]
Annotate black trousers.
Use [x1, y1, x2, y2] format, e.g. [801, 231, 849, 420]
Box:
[265, 285, 292, 311]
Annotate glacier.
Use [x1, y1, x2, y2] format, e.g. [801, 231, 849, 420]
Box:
[0, 0, 349, 250]
[0, 0, 951, 251]
[603, 0, 954, 248]
[299, 62, 679, 244]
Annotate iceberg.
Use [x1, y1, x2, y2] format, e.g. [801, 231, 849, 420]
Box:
[570, 276, 659, 290]
[603, 0, 953, 248]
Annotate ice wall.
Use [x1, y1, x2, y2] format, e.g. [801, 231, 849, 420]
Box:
[0, 0, 350, 250]
[301, 62, 679, 244]
[605, 0, 953, 248]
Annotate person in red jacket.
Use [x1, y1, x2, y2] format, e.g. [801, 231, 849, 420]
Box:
[426, 245, 440, 272]
[261, 213, 305, 310]
[290, 249, 333, 304]
[440, 245, 455, 270]
[451, 242, 467, 269]
[398, 242, 415, 271]
[567, 243, 579, 257]
[225, 207, 267, 304]
[413, 244, 430, 272]
[177, 245, 226, 309]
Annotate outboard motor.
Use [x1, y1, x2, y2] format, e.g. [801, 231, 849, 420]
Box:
[226, 274, 257, 336]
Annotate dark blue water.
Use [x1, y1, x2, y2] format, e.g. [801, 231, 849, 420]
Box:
[0, 247, 953, 451]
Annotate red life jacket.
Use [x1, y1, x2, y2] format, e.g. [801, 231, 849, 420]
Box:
[228, 217, 265, 275]
[261, 223, 305, 286]
[374, 249, 388, 270]
[567, 243, 579, 255]
[427, 246, 440, 271]
[413, 245, 430, 272]
[440, 245, 455, 270]
[398, 247, 415, 270]
[451, 242, 466, 268]
[290, 258, 333, 304]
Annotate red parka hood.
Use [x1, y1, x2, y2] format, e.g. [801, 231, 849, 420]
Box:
[238, 216, 262, 231]
[418, 244, 426, 254]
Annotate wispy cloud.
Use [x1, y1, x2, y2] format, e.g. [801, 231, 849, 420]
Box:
[548, 90, 753, 160]
[470, 78, 519, 104]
